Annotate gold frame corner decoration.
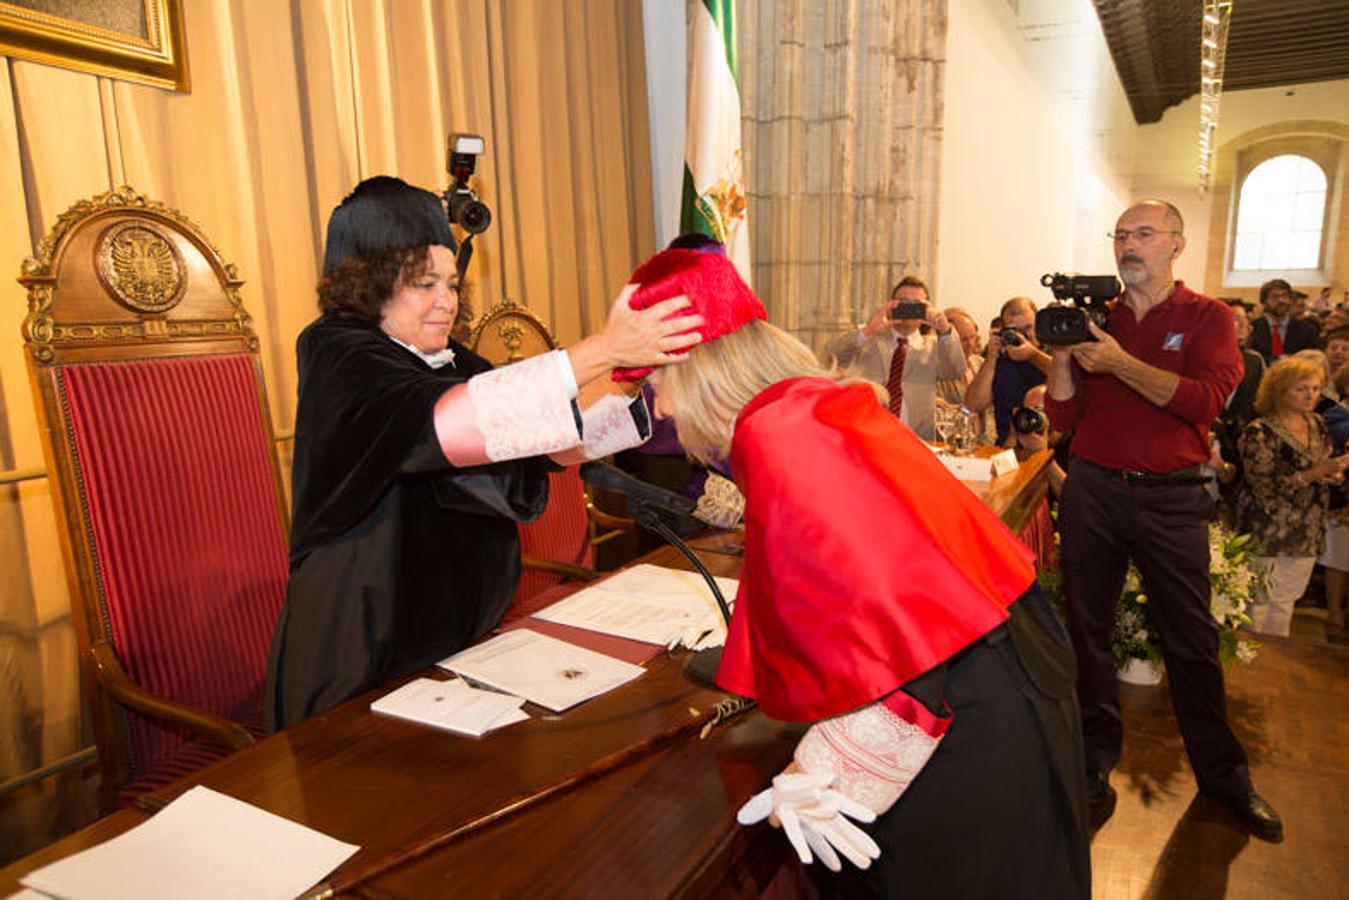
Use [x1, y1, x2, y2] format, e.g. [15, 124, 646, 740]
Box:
[0, 0, 189, 93]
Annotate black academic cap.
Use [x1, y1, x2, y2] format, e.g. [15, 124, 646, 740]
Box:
[322, 175, 456, 276]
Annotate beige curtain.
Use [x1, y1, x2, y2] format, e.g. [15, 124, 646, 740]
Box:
[0, 0, 652, 861]
[739, 0, 946, 352]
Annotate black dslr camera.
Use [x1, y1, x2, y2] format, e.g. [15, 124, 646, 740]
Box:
[1011, 405, 1047, 435]
[999, 326, 1026, 349]
[444, 133, 492, 234]
[1035, 273, 1121, 346]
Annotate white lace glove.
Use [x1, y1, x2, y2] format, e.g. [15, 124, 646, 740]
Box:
[736, 771, 881, 872]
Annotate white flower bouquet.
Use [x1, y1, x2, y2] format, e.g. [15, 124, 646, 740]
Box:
[1110, 525, 1264, 668]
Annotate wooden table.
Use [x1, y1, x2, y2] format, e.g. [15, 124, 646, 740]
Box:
[0, 451, 1051, 898]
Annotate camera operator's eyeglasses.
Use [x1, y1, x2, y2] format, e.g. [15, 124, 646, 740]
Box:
[1109, 228, 1180, 244]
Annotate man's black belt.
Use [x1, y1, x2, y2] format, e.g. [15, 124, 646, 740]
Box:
[1081, 459, 1211, 486]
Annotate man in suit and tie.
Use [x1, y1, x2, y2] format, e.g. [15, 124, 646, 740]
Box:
[1250, 278, 1319, 362]
[825, 275, 964, 441]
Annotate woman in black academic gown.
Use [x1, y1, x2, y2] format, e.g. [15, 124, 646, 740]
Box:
[265, 177, 702, 730]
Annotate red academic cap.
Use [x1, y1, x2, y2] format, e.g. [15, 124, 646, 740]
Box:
[612, 244, 767, 381]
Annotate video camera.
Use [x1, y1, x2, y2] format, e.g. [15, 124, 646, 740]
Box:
[1035, 273, 1121, 346]
[444, 133, 492, 234]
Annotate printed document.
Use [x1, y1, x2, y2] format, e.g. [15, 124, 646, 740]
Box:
[533, 563, 737, 646]
[438, 629, 644, 712]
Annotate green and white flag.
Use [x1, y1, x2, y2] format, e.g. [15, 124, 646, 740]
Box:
[682, 0, 750, 283]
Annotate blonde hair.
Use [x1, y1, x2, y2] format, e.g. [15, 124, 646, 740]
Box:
[1292, 348, 1331, 382]
[944, 307, 978, 331]
[1255, 356, 1324, 416]
[658, 319, 879, 463]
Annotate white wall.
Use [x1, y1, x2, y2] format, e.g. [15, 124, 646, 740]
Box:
[642, 0, 686, 250]
[1133, 79, 1349, 292]
[935, 0, 1136, 330]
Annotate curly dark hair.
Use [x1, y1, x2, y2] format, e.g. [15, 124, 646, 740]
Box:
[317, 246, 431, 323]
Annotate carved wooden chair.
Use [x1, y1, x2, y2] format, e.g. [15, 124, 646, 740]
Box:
[468, 298, 635, 615]
[20, 187, 289, 808]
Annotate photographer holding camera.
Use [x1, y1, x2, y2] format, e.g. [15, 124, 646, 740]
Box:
[825, 275, 964, 441]
[1007, 385, 1067, 496]
[964, 297, 1052, 443]
[1044, 200, 1282, 840]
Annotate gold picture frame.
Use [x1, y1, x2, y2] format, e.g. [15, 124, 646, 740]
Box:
[0, 0, 188, 93]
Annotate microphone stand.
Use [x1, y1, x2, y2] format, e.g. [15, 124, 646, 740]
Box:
[628, 500, 731, 687]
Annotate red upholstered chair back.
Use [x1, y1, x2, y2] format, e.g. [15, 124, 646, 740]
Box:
[515, 467, 594, 602]
[19, 188, 289, 803]
[469, 299, 609, 614]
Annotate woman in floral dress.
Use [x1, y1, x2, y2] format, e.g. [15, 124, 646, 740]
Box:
[1234, 356, 1349, 635]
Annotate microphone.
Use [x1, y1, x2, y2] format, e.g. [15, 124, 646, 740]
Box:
[578, 461, 730, 687]
[578, 462, 696, 515]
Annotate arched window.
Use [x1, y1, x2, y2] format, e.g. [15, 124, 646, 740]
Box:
[1232, 154, 1327, 271]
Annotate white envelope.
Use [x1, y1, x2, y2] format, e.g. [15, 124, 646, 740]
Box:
[371, 677, 528, 737]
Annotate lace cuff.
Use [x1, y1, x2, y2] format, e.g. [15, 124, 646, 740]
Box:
[433, 351, 581, 466]
[694, 472, 745, 529]
[793, 701, 943, 816]
[550, 392, 651, 466]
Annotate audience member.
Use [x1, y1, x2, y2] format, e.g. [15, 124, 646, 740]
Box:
[1292, 348, 1336, 409]
[1321, 363, 1349, 645]
[824, 276, 964, 440]
[964, 296, 1051, 443]
[1312, 286, 1333, 315]
[937, 307, 982, 399]
[1006, 384, 1067, 496]
[938, 307, 995, 440]
[1289, 290, 1320, 337]
[1045, 198, 1281, 840]
[1250, 279, 1319, 362]
[1223, 301, 1265, 424]
[1321, 325, 1349, 382]
[1210, 304, 1264, 519]
[1324, 304, 1349, 334]
[1233, 357, 1349, 637]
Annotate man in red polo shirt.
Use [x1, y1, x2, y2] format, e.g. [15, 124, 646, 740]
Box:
[1045, 199, 1283, 840]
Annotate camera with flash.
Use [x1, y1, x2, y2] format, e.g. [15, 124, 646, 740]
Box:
[444, 133, 492, 234]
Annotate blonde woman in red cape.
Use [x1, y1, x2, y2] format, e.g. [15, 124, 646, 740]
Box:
[620, 244, 1090, 899]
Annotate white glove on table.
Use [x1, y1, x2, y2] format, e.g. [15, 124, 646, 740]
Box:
[735, 771, 881, 872]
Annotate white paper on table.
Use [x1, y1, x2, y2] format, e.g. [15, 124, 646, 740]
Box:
[371, 677, 529, 736]
[933, 451, 995, 482]
[532, 563, 737, 646]
[438, 629, 645, 712]
[20, 786, 358, 900]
